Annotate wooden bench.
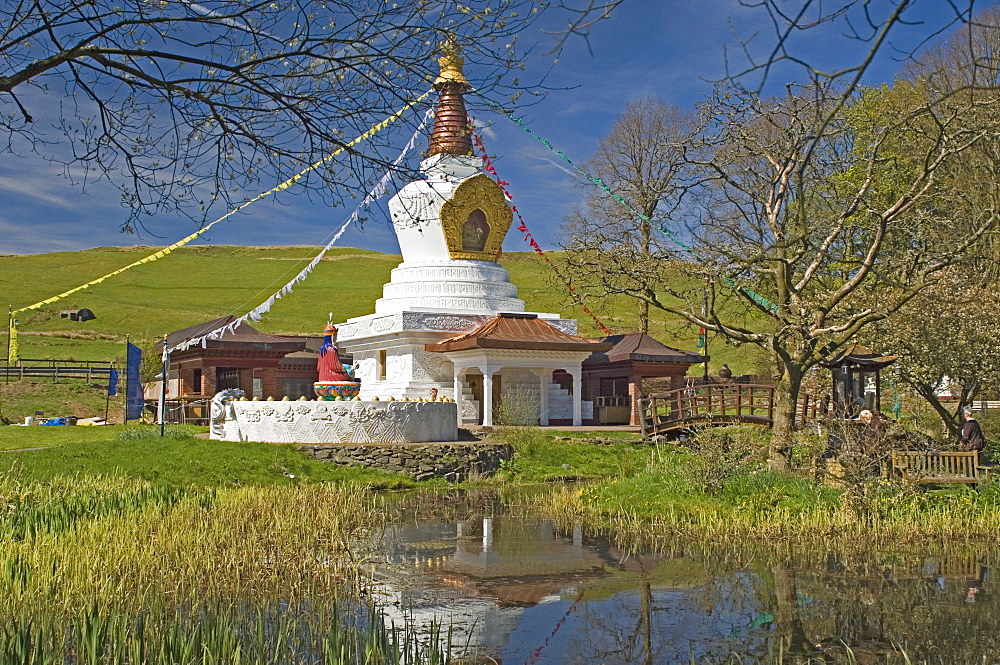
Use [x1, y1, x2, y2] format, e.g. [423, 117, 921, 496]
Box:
[889, 450, 989, 486]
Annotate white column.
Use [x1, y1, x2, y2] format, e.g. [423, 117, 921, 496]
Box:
[534, 368, 552, 426]
[482, 517, 493, 551]
[570, 366, 583, 427]
[453, 368, 464, 425]
[482, 367, 496, 426]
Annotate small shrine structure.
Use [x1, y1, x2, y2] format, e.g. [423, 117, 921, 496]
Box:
[336, 44, 602, 426]
[818, 343, 898, 416]
[426, 313, 611, 426]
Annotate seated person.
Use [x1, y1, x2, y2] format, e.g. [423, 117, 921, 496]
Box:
[961, 406, 991, 466]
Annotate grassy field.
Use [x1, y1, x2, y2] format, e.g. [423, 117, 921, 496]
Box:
[4, 419, 996, 549]
[0, 245, 760, 371]
[0, 420, 985, 663]
[0, 378, 121, 424]
[0, 244, 766, 422]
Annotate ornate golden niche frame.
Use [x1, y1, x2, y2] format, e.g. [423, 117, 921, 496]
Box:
[440, 173, 513, 261]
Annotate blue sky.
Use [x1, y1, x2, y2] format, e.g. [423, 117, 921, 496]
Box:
[1, 0, 991, 257]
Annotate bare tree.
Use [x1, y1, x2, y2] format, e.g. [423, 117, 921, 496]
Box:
[695, 78, 1000, 465]
[561, 2, 1000, 467]
[561, 98, 695, 333]
[905, 5, 1000, 93]
[0, 0, 619, 233]
[568, 82, 1000, 468]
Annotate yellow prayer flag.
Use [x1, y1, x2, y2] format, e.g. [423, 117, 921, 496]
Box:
[7, 321, 18, 364]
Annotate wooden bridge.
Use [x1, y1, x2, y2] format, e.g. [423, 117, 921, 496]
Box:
[639, 383, 823, 438]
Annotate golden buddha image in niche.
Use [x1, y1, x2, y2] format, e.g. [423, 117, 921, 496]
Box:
[440, 173, 512, 261]
[462, 209, 489, 252]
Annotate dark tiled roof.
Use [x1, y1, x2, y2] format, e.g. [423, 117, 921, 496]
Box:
[164, 316, 306, 352]
[819, 342, 898, 369]
[584, 332, 703, 366]
[427, 313, 613, 353]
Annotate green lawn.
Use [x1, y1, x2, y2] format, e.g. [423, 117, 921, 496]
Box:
[0, 378, 120, 424]
[0, 424, 414, 488]
[490, 429, 650, 482]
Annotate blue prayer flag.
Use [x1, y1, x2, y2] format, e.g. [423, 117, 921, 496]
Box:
[107, 368, 119, 397]
[126, 343, 144, 421]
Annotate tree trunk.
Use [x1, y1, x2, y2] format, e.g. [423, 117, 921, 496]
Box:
[911, 382, 963, 438]
[769, 364, 804, 470]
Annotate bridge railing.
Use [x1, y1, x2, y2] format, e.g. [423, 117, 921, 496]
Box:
[639, 383, 820, 437]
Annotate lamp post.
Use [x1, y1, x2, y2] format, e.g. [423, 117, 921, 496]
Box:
[702, 275, 710, 381]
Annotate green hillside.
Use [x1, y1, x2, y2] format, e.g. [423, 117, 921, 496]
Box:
[0, 245, 755, 373]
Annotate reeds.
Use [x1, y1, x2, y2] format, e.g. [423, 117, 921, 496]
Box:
[0, 473, 454, 663]
[0, 602, 452, 664]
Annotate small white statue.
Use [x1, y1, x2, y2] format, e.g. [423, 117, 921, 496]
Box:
[210, 388, 245, 439]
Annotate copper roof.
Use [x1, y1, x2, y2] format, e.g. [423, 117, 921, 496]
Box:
[427, 44, 473, 157]
[426, 313, 613, 353]
[818, 342, 898, 369]
[164, 316, 306, 353]
[584, 332, 704, 366]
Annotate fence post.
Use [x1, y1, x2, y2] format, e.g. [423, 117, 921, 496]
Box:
[639, 398, 648, 438]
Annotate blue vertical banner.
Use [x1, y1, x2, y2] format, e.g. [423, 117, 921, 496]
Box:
[126, 343, 144, 421]
[107, 367, 119, 397]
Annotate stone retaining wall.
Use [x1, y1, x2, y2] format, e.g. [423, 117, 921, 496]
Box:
[298, 442, 512, 481]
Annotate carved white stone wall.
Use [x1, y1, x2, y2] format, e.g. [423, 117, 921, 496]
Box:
[212, 400, 458, 444]
[338, 312, 496, 343]
[548, 398, 594, 421]
[546, 319, 579, 336]
[385, 352, 408, 383]
[354, 354, 377, 384]
[412, 348, 452, 383]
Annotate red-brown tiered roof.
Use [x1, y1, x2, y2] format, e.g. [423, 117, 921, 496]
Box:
[426, 313, 612, 353]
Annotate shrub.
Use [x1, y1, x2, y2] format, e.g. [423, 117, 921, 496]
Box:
[684, 426, 770, 495]
[493, 387, 540, 452]
[494, 387, 538, 427]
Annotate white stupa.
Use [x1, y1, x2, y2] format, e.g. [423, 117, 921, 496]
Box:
[337, 45, 605, 426]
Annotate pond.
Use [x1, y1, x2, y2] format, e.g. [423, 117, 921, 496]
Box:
[366, 490, 998, 664]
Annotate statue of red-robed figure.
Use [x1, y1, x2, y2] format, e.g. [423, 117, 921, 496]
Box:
[313, 320, 361, 400]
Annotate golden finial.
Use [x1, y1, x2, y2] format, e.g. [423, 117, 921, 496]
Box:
[435, 40, 469, 88]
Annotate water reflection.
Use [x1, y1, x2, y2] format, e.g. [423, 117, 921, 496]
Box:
[365, 491, 996, 663]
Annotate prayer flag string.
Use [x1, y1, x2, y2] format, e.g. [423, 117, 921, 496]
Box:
[13, 91, 431, 315]
[168, 110, 433, 353]
[492, 103, 780, 315]
[471, 127, 612, 336]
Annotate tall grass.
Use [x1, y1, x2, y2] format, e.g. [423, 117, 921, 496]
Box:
[0, 472, 456, 663]
[0, 481, 383, 614]
[0, 602, 453, 665]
